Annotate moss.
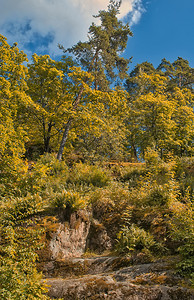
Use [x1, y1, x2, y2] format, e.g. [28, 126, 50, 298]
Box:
[38, 216, 60, 239]
[36, 216, 61, 265]
[82, 251, 100, 258]
[167, 287, 194, 300]
[131, 273, 169, 286]
[52, 260, 90, 278]
[111, 257, 132, 271]
[83, 277, 117, 299]
[78, 210, 90, 222]
[73, 218, 82, 230]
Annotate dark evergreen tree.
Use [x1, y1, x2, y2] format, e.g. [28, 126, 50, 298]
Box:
[57, 0, 132, 160]
[125, 61, 156, 98]
[157, 57, 194, 91]
[61, 0, 132, 91]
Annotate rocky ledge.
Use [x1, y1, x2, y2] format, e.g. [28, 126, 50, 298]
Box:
[36, 210, 193, 299]
[44, 256, 194, 299]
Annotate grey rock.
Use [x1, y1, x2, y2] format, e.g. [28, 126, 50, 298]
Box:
[49, 210, 91, 260]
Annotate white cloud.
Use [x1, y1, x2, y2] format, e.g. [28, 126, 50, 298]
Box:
[128, 0, 145, 26]
[0, 0, 144, 58]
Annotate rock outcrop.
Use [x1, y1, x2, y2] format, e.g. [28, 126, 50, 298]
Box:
[45, 257, 194, 299]
[49, 210, 91, 259]
[36, 210, 194, 299]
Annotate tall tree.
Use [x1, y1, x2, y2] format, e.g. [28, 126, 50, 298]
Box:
[0, 35, 31, 170]
[125, 71, 194, 158]
[26, 54, 75, 153]
[170, 87, 194, 156]
[57, 0, 132, 160]
[125, 61, 156, 97]
[124, 62, 161, 160]
[128, 73, 175, 157]
[157, 57, 194, 91]
[71, 88, 129, 162]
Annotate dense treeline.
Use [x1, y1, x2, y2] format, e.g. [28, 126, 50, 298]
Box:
[1, 35, 193, 163]
[0, 1, 193, 299]
[0, 12, 193, 163]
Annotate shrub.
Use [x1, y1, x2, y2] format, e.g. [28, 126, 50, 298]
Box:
[0, 225, 49, 300]
[52, 190, 87, 212]
[169, 197, 194, 279]
[0, 158, 49, 198]
[144, 148, 162, 168]
[146, 185, 169, 206]
[119, 164, 146, 188]
[2, 194, 43, 225]
[67, 163, 110, 187]
[37, 153, 69, 178]
[89, 182, 131, 220]
[127, 157, 178, 208]
[174, 157, 194, 200]
[116, 224, 163, 255]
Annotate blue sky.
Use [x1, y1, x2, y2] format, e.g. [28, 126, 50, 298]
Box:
[127, 0, 194, 69]
[0, 0, 193, 69]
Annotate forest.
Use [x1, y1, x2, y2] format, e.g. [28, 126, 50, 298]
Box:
[0, 1, 193, 299]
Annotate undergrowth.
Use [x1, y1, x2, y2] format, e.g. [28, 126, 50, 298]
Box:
[0, 151, 193, 297]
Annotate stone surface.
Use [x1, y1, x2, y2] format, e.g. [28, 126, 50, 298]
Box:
[44, 257, 194, 300]
[86, 219, 112, 254]
[46, 275, 194, 300]
[49, 210, 91, 260]
[36, 210, 194, 299]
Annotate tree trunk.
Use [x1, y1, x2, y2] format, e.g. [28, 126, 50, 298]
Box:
[131, 142, 138, 162]
[57, 118, 72, 161]
[44, 122, 53, 153]
[57, 86, 84, 161]
[44, 136, 50, 153]
[56, 49, 100, 161]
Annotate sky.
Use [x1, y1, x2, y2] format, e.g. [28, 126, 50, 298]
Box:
[0, 0, 193, 70]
